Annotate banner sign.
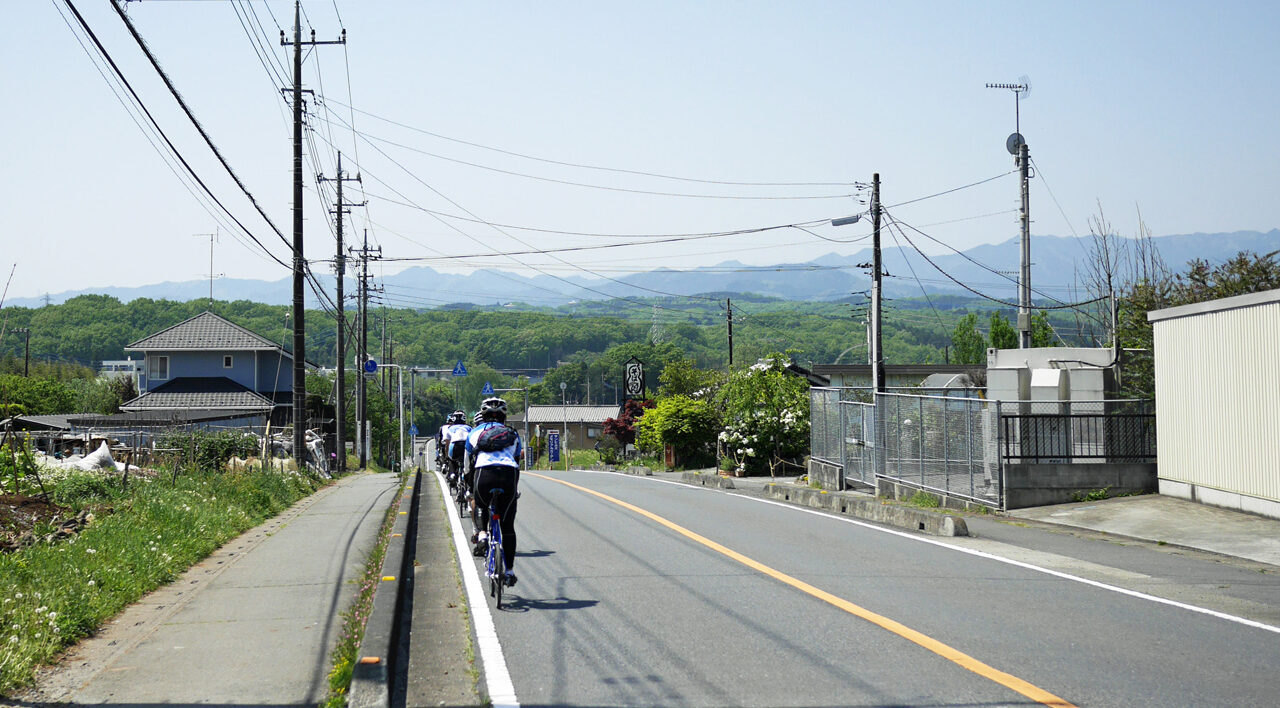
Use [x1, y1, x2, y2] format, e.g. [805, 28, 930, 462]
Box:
[548, 430, 561, 463]
[624, 356, 645, 399]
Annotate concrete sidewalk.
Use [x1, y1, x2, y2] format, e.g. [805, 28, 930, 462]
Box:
[20, 471, 402, 705]
[636, 469, 1280, 568]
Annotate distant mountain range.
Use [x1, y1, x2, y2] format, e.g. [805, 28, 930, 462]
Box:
[10, 229, 1278, 309]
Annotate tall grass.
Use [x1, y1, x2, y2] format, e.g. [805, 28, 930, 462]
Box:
[0, 468, 322, 695]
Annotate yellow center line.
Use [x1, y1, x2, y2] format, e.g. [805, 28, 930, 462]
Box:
[529, 472, 1076, 708]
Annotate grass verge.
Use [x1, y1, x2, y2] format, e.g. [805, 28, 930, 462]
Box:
[0, 467, 323, 696]
[321, 473, 406, 708]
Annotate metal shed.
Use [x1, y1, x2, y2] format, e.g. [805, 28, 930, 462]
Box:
[1148, 287, 1280, 519]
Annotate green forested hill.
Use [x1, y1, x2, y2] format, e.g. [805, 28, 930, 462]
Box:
[0, 293, 1093, 375]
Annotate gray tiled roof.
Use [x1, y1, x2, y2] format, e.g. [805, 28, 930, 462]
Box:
[510, 405, 622, 424]
[121, 377, 275, 412]
[126, 311, 284, 352]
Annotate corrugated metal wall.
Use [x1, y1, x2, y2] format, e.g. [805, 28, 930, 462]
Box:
[1153, 298, 1280, 503]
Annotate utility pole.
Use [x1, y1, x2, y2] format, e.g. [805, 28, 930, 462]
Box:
[987, 78, 1033, 348]
[282, 1, 344, 470]
[194, 229, 220, 309]
[1018, 140, 1032, 348]
[871, 173, 885, 394]
[13, 328, 30, 376]
[318, 153, 362, 474]
[350, 229, 381, 469]
[726, 298, 734, 367]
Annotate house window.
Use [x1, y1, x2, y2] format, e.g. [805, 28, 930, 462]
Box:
[587, 427, 598, 439]
[224, 355, 234, 368]
[149, 355, 168, 381]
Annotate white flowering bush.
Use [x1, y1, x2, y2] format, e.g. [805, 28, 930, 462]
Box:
[716, 354, 810, 475]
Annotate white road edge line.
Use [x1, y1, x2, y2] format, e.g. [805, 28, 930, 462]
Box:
[434, 470, 520, 707]
[584, 470, 1280, 636]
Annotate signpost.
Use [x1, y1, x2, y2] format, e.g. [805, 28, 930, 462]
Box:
[452, 361, 468, 377]
[481, 381, 494, 395]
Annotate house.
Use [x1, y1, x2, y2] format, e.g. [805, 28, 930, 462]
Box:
[120, 311, 306, 429]
[509, 404, 622, 449]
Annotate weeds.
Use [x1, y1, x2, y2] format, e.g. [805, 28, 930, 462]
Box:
[0, 468, 321, 695]
[321, 476, 404, 708]
[1074, 487, 1112, 502]
[908, 491, 941, 509]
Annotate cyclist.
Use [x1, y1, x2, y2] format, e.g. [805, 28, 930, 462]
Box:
[443, 410, 470, 487]
[466, 397, 522, 587]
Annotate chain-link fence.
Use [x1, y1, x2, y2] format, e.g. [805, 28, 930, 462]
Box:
[839, 400, 875, 485]
[876, 392, 1001, 506]
[809, 387, 872, 466]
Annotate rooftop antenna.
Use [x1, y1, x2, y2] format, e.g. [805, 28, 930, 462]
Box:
[194, 228, 222, 309]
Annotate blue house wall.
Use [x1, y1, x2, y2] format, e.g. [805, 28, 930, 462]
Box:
[142, 350, 293, 395]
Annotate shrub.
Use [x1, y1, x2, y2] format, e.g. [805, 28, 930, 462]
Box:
[156, 430, 260, 472]
[635, 395, 720, 468]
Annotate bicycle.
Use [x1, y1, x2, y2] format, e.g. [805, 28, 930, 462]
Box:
[483, 488, 511, 609]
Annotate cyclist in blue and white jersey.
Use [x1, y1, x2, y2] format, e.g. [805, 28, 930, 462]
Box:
[466, 397, 523, 587]
[443, 410, 471, 478]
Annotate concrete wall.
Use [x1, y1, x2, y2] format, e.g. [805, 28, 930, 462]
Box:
[807, 457, 843, 490]
[1003, 462, 1157, 509]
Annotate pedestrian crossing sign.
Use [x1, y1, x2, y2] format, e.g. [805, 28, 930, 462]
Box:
[453, 361, 468, 377]
[482, 381, 494, 395]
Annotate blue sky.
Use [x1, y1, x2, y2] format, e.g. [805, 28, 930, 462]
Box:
[3, 1, 1278, 302]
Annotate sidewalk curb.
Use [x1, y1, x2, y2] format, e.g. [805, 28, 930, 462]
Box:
[681, 471, 735, 490]
[760, 483, 969, 537]
[349, 470, 418, 708]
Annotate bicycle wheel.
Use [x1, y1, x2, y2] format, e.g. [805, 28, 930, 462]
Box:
[489, 514, 504, 609]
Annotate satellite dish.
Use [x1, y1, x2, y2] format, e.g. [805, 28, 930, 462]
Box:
[1006, 132, 1026, 155]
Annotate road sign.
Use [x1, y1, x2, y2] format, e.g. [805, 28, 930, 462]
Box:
[408, 424, 418, 436]
[548, 430, 561, 463]
[481, 381, 494, 395]
[363, 359, 378, 373]
[452, 360, 468, 377]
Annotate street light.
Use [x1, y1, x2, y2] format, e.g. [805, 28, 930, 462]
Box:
[560, 381, 568, 471]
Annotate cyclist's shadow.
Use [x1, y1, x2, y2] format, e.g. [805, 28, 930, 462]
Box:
[515, 548, 555, 559]
[499, 595, 598, 613]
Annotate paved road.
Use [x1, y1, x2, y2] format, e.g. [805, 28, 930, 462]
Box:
[449, 469, 1280, 707]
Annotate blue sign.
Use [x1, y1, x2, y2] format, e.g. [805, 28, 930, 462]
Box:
[363, 359, 378, 373]
[408, 424, 419, 436]
[481, 381, 494, 395]
[452, 360, 468, 377]
[547, 430, 561, 463]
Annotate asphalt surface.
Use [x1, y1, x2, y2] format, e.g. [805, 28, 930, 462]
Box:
[15, 472, 401, 706]
[449, 469, 1280, 707]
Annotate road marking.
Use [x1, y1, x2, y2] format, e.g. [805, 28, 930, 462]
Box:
[530, 472, 1075, 708]
[611, 471, 1280, 637]
[434, 471, 519, 708]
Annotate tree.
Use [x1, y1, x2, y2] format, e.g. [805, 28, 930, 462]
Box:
[602, 398, 654, 446]
[1030, 310, 1057, 348]
[635, 395, 719, 468]
[989, 312, 1018, 350]
[950, 314, 986, 365]
[658, 358, 723, 398]
[716, 354, 810, 475]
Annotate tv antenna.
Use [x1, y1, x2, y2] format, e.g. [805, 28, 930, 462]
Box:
[986, 75, 1030, 134]
[194, 228, 222, 308]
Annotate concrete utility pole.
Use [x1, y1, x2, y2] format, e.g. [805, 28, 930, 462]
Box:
[350, 229, 381, 469]
[283, 1, 344, 470]
[871, 173, 885, 394]
[318, 153, 362, 473]
[1018, 140, 1032, 348]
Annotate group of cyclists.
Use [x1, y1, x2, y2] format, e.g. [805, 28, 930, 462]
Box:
[436, 397, 523, 589]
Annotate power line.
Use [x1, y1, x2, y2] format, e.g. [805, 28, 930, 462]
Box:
[318, 96, 865, 188]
